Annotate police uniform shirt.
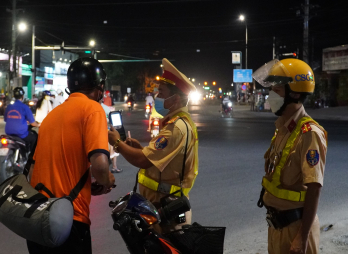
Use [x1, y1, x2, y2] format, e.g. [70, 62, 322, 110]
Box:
[140, 107, 196, 204]
[263, 105, 327, 211]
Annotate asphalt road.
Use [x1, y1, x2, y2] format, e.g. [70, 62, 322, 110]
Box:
[0, 102, 347, 254]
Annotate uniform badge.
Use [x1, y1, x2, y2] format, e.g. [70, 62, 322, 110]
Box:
[306, 149, 319, 166]
[167, 116, 180, 124]
[154, 136, 168, 150]
[302, 123, 312, 134]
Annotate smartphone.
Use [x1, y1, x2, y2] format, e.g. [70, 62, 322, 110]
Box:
[109, 111, 126, 141]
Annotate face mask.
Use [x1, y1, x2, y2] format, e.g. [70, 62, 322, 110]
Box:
[44, 96, 50, 101]
[267, 90, 284, 114]
[154, 94, 176, 116]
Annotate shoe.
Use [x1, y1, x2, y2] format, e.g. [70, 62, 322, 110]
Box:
[111, 168, 123, 173]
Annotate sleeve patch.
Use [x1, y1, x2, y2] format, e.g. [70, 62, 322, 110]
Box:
[154, 136, 168, 150]
[306, 149, 319, 166]
[301, 123, 312, 134]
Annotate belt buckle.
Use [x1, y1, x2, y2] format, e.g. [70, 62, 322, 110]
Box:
[157, 182, 171, 194]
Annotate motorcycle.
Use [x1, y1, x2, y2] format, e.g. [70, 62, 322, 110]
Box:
[110, 191, 190, 254]
[151, 117, 160, 138]
[0, 128, 36, 183]
[127, 101, 134, 111]
[110, 191, 226, 254]
[220, 102, 233, 118]
[145, 104, 151, 119]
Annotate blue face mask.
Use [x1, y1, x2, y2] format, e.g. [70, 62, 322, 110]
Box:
[154, 94, 175, 116]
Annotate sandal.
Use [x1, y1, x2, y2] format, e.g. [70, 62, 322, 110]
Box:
[111, 168, 123, 173]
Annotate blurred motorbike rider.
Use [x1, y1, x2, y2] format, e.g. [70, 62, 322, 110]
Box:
[35, 90, 53, 123]
[221, 95, 232, 111]
[56, 88, 65, 105]
[4, 87, 39, 151]
[253, 59, 327, 254]
[27, 58, 115, 254]
[108, 58, 199, 233]
[145, 92, 154, 106]
[103, 90, 112, 106]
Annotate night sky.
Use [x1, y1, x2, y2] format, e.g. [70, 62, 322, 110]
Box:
[1, 0, 347, 90]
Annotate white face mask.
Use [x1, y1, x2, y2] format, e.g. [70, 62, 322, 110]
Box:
[44, 96, 51, 101]
[267, 90, 284, 113]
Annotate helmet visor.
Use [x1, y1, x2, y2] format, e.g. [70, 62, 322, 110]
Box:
[252, 59, 292, 87]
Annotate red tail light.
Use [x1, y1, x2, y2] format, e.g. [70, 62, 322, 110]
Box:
[153, 120, 159, 126]
[128, 102, 131, 105]
[1, 138, 8, 145]
[146, 105, 150, 109]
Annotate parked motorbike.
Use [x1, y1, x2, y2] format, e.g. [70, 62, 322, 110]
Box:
[151, 117, 160, 138]
[145, 104, 151, 119]
[220, 102, 233, 118]
[110, 191, 190, 254]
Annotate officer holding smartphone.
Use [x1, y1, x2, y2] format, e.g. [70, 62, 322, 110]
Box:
[108, 58, 199, 233]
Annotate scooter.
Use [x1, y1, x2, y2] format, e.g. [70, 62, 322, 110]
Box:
[127, 102, 134, 111]
[110, 191, 190, 254]
[110, 191, 226, 254]
[221, 102, 233, 118]
[0, 128, 37, 183]
[145, 104, 151, 119]
[151, 117, 160, 138]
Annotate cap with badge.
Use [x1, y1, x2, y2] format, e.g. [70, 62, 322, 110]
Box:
[158, 58, 196, 95]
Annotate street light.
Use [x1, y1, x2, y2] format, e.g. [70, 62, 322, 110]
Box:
[18, 22, 27, 32]
[192, 78, 195, 82]
[239, 14, 248, 69]
[212, 81, 216, 85]
[89, 40, 96, 47]
[204, 82, 208, 85]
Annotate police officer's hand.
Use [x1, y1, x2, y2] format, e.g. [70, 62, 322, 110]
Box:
[108, 126, 120, 146]
[125, 138, 143, 149]
[289, 228, 307, 254]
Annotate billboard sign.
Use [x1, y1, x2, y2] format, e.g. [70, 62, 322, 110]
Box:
[233, 69, 253, 83]
[231, 52, 241, 64]
[323, 45, 348, 71]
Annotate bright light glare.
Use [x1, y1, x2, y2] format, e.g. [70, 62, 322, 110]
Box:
[192, 78, 195, 82]
[89, 40, 96, 47]
[18, 22, 27, 32]
[228, 102, 232, 107]
[189, 91, 201, 103]
[239, 15, 245, 21]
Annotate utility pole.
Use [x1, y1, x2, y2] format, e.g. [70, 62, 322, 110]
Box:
[31, 25, 35, 99]
[273, 36, 276, 59]
[303, 0, 309, 63]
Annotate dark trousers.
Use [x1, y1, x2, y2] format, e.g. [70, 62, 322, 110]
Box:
[27, 220, 92, 254]
[22, 131, 37, 152]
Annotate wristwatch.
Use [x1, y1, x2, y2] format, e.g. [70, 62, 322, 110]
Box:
[113, 138, 122, 152]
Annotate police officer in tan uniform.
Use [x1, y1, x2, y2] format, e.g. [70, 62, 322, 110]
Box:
[253, 59, 327, 254]
[108, 58, 198, 233]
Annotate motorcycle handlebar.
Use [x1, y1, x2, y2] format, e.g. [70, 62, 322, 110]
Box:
[113, 214, 130, 231]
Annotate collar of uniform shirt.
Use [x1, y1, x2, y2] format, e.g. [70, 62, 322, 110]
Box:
[162, 106, 189, 127]
[274, 105, 306, 131]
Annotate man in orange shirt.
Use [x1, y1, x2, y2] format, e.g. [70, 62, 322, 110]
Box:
[104, 90, 112, 106]
[27, 58, 115, 254]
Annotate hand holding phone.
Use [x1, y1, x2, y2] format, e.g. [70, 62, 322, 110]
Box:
[109, 111, 126, 141]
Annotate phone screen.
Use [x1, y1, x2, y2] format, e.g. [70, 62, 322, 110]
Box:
[111, 113, 122, 127]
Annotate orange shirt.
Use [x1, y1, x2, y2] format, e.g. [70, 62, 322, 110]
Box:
[31, 93, 109, 225]
[104, 96, 112, 106]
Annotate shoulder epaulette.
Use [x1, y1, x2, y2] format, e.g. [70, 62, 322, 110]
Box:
[301, 122, 312, 134]
[167, 116, 180, 124]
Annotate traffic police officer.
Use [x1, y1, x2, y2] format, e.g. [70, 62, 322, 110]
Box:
[108, 58, 198, 233]
[253, 59, 327, 254]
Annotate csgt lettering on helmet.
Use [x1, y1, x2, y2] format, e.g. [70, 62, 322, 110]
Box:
[295, 74, 313, 82]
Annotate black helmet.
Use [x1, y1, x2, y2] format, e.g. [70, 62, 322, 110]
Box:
[13, 87, 25, 99]
[67, 58, 106, 93]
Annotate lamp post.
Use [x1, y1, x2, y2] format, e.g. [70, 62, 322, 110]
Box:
[239, 15, 248, 69]
[89, 40, 97, 59]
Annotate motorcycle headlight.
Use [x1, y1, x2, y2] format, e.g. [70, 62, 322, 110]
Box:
[228, 102, 232, 107]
